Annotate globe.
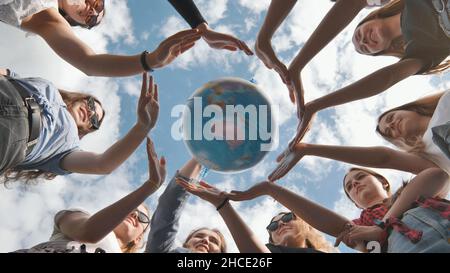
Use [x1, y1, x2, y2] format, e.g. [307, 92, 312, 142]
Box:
[182, 77, 275, 173]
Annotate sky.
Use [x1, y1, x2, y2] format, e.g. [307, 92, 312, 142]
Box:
[0, 0, 448, 253]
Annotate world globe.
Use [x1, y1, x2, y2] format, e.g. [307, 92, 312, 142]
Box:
[182, 77, 275, 173]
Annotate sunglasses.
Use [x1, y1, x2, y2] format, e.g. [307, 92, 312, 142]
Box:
[266, 212, 295, 232]
[134, 209, 150, 232]
[86, 96, 101, 130]
[84, 0, 105, 29]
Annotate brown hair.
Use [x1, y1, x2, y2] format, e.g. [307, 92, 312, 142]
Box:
[356, 0, 450, 74]
[182, 227, 227, 253]
[1, 90, 105, 185]
[376, 92, 444, 153]
[343, 167, 392, 201]
[121, 204, 151, 253]
[268, 212, 336, 253]
[344, 168, 409, 209]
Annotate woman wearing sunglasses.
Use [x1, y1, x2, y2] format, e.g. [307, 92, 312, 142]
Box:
[176, 179, 336, 253]
[223, 165, 449, 253]
[0, 70, 158, 183]
[0, 0, 253, 78]
[0, 0, 203, 77]
[145, 158, 227, 253]
[14, 136, 166, 253]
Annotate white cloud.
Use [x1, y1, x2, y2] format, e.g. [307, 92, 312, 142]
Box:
[197, 0, 229, 25]
[237, 0, 271, 15]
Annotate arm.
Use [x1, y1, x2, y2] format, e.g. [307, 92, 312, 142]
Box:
[218, 202, 271, 253]
[302, 144, 435, 174]
[383, 168, 449, 221]
[58, 137, 166, 244]
[227, 182, 351, 238]
[168, 0, 206, 28]
[312, 58, 423, 111]
[168, 0, 253, 55]
[267, 183, 350, 237]
[0, 69, 8, 76]
[289, 0, 368, 72]
[61, 73, 158, 174]
[23, 9, 200, 77]
[145, 159, 202, 253]
[269, 143, 437, 182]
[177, 180, 270, 253]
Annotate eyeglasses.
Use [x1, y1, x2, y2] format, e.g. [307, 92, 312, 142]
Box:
[84, 0, 105, 29]
[266, 212, 295, 232]
[135, 209, 150, 231]
[86, 96, 101, 130]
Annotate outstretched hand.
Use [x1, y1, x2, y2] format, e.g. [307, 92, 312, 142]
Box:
[197, 23, 253, 55]
[225, 181, 273, 202]
[144, 137, 167, 194]
[268, 143, 307, 182]
[147, 28, 201, 69]
[137, 73, 159, 131]
[176, 179, 228, 208]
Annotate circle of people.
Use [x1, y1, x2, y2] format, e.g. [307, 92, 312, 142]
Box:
[1, 0, 449, 253]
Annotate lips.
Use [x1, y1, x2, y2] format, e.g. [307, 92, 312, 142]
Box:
[195, 244, 209, 252]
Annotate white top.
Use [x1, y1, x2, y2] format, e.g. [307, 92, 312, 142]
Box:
[0, 0, 58, 27]
[21, 209, 122, 253]
[366, 0, 391, 7]
[422, 91, 450, 174]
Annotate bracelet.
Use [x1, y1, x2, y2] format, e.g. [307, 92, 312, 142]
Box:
[140, 50, 154, 72]
[216, 198, 229, 211]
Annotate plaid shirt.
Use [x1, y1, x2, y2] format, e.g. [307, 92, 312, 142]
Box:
[352, 203, 388, 226]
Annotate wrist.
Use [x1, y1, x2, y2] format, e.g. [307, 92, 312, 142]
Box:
[145, 51, 158, 70]
[135, 122, 152, 133]
[197, 22, 209, 32]
[216, 197, 230, 211]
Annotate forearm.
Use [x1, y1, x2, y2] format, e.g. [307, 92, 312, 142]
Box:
[383, 168, 449, 221]
[168, 0, 206, 28]
[257, 0, 297, 40]
[303, 144, 392, 169]
[218, 203, 270, 253]
[75, 53, 145, 77]
[269, 183, 349, 237]
[313, 60, 421, 111]
[290, 0, 367, 70]
[80, 182, 154, 243]
[98, 124, 149, 174]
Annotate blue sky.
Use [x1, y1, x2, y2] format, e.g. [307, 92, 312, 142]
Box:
[0, 0, 448, 253]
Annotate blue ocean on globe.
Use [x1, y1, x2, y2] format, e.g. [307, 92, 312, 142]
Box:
[182, 77, 275, 173]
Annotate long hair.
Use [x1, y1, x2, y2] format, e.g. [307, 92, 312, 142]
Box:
[1, 90, 105, 185]
[376, 91, 445, 153]
[343, 167, 409, 209]
[182, 227, 227, 253]
[356, 0, 450, 74]
[121, 204, 151, 253]
[343, 168, 392, 203]
[268, 212, 336, 253]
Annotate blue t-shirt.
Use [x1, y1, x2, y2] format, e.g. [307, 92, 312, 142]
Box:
[10, 74, 80, 175]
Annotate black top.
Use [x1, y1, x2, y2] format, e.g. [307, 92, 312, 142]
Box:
[266, 243, 324, 253]
[401, 0, 450, 74]
[168, 0, 207, 28]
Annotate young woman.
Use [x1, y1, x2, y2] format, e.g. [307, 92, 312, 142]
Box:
[177, 178, 336, 253]
[145, 159, 227, 253]
[256, 0, 449, 147]
[269, 90, 450, 181]
[0, 70, 158, 182]
[0, 0, 251, 77]
[227, 167, 450, 253]
[14, 136, 166, 253]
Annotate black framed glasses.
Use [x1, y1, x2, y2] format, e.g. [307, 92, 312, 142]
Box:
[135, 209, 150, 232]
[266, 212, 295, 232]
[86, 96, 100, 130]
[84, 0, 105, 29]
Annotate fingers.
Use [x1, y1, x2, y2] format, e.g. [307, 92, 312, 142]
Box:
[238, 40, 254, 55]
[222, 45, 239, 51]
[170, 28, 201, 40]
[140, 72, 148, 98]
[289, 88, 296, 104]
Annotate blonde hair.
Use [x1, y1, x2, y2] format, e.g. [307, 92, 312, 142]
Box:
[121, 204, 151, 253]
[268, 212, 336, 253]
[183, 227, 227, 253]
[376, 92, 445, 153]
[356, 0, 450, 74]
